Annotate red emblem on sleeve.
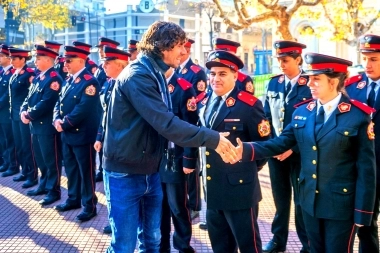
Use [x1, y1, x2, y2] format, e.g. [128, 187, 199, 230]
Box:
[187, 97, 197, 111]
[85, 85, 96, 96]
[258, 120, 271, 137]
[298, 77, 307, 85]
[368, 121, 375, 140]
[50, 81, 60, 91]
[356, 81, 366, 89]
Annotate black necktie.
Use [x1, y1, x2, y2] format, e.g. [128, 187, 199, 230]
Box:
[368, 82, 377, 108]
[175, 67, 181, 74]
[315, 106, 325, 137]
[206, 96, 222, 128]
[285, 81, 292, 96]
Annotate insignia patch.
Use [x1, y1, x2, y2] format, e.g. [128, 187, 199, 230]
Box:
[50, 81, 60, 91]
[85, 85, 96, 96]
[294, 116, 307, 120]
[365, 42, 370, 48]
[368, 121, 375, 140]
[75, 77, 81, 83]
[245, 81, 254, 93]
[356, 81, 366, 89]
[187, 97, 197, 111]
[91, 67, 97, 74]
[226, 97, 236, 107]
[168, 84, 175, 93]
[338, 102, 351, 113]
[84, 74, 92, 81]
[50, 71, 58, 78]
[258, 120, 271, 137]
[298, 77, 307, 85]
[278, 76, 284, 83]
[40, 75, 45, 81]
[306, 101, 316, 111]
[181, 68, 188, 74]
[201, 97, 208, 105]
[20, 70, 25, 75]
[197, 80, 206, 92]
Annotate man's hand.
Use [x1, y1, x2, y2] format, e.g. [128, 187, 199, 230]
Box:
[215, 132, 237, 164]
[273, 149, 293, 162]
[94, 141, 102, 152]
[20, 111, 30, 124]
[54, 119, 64, 132]
[183, 168, 194, 174]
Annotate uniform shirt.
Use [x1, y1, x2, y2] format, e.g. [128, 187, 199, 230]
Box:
[284, 71, 302, 91]
[366, 78, 380, 98]
[204, 89, 234, 126]
[71, 67, 86, 81]
[317, 93, 342, 123]
[178, 57, 190, 73]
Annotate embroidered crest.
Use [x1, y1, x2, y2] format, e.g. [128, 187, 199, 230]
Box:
[298, 77, 307, 85]
[368, 121, 375, 140]
[201, 97, 208, 105]
[74, 77, 81, 83]
[20, 70, 25, 75]
[245, 81, 254, 93]
[168, 84, 175, 93]
[356, 81, 366, 89]
[50, 81, 60, 91]
[226, 97, 236, 107]
[197, 80, 206, 92]
[181, 68, 188, 74]
[278, 76, 284, 83]
[40, 75, 45, 81]
[306, 101, 316, 111]
[85, 85, 96, 96]
[338, 102, 351, 113]
[187, 97, 197, 111]
[91, 66, 97, 74]
[258, 120, 271, 137]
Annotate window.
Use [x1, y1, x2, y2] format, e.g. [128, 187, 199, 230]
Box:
[179, 19, 185, 28]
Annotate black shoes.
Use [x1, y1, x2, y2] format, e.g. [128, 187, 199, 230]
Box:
[103, 225, 112, 234]
[263, 240, 286, 253]
[22, 180, 38, 188]
[0, 166, 8, 172]
[95, 172, 103, 182]
[76, 210, 97, 222]
[2, 169, 19, 177]
[39, 195, 61, 206]
[27, 188, 48, 196]
[13, 174, 27, 182]
[54, 203, 81, 212]
[199, 222, 207, 230]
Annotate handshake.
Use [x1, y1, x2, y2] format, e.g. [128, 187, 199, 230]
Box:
[215, 133, 244, 164]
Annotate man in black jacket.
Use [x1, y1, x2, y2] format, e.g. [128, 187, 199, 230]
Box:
[103, 21, 237, 253]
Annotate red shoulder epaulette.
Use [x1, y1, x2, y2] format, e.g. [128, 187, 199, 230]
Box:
[293, 98, 314, 108]
[190, 65, 201, 74]
[196, 92, 207, 103]
[344, 75, 363, 87]
[59, 57, 65, 63]
[237, 71, 247, 82]
[88, 60, 96, 65]
[177, 78, 192, 90]
[237, 91, 258, 106]
[350, 99, 376, 115]
[270, 74, 282, 79]
[11, 69, 15, 74]
[50, 71, 58, 78]
[26, 68, 34, 73]
[84, 74, 92, 81]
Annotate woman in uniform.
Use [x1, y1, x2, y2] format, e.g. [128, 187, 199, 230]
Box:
[235, 53, 376, 253]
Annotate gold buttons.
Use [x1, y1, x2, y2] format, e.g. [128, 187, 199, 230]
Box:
[40, 122, 43, 124]
[343, 188, 348, 193]
[312, 160, 316, 164]
[344, 131, 349, 136]
[76, 129, 79, 131]
[206, 164, 210, 168]
[281, 108, 285, 112]
[280, 118, 284, 122]
[295, 124, 298, 127]
[278, 128, 282, 132]
[205, 151, 210, 156]
[312, 174, 317, 179]
[232, 126, 236, 130]
[74, 96, 77, 98]
[239, 179, 243, 183]
[60, 103, 63, 106]
[207, 176, 211, 180]
[315, 190, 319, 193]
[303, 98, 306, 101]
[297, 178, 299, 181]
[312, 146, 317, 151]
[60, 111, 63, 115]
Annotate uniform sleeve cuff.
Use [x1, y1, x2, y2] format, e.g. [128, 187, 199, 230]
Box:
[242, 142, 254, 162]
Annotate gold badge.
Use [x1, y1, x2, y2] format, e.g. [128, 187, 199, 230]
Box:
[368, 121, 375, 140]
[258, 120, 271, 137]
[50, 81, 60, 91]
[356, 81, 366, 89]
[276, 48, 281, 54]
[308, 64, 313, 70]
[168, 84, 174, 93]
[197, 80, 206, 92]
[306, 101, 316, 111]
[338, 102, 351, 113]
[187, 97, 197, 111]
[85, 85, 96, 96]
[245, 81, 254, 93]
[181, 68, 188, 74]
[365, 42, 370, 48]
[74, 77, 81, 83]
[226, 97, 235, 107]
[213, 58, 220, 62]
[298, 77, 307, 85]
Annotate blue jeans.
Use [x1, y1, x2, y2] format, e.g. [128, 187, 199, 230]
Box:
[104, 171, 163, 253]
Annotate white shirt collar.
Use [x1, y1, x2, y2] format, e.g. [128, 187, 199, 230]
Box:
[179, 57, 191, 70]
[38, 67, 54, 78]
[166, 71, 175, 84]
[210, 87, 234, 102]
[317, 92, 342, 121]
[72, 67, 86, 80]
[368, 78, 380, 86]
[3, 65, 12, 72]
[284, 71, 302, 87]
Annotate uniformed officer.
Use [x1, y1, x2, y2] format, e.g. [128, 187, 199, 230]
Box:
[177, 38, 208, 219]
[159, 68, 198, 253]
[126, 39, 139, 61]
[214, 38, 255, 94]
[263, 40, 310, 253]
[344, 34, 380, 253]
[45, 41, 67, 79]
[93, 37, 120, 183]
[5, 48, 38, 188]
[198, 50, 270, 253]
[20, 45, 63, 205]
[72, 41, 98, 75]
[0, 45, 17, 175]
[53, 45, 100, 222]
[237, 53, 376, 253]
[93, 46, 130, 234]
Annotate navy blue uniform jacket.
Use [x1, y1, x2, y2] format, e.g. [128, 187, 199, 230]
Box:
[0, 67, 13, 123]
[177, 58, 208, 95]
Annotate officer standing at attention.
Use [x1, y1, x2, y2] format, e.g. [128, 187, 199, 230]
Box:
[0, 45, 17, 175]
[6, 48, 38, 189]
[44, 41, 67, 80]
[236, 53, 376, 253]
[159, 68, 198, 253]
[53, 46, 100, 222]
[126, 39, 139, 61]
[198, 50, 270, 253]
[72, 41, 98, 75]
[20, 45, 63, 206]
[214, 38, 255, 94]
[263, 40, 310, 253]
[345, 34, 380, 253]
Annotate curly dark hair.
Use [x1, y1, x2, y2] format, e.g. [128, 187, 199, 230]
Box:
[138, 21, 187, 59]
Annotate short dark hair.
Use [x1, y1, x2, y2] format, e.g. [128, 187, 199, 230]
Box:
[325, 71, 349, 94]
[138, 21, 187, 59]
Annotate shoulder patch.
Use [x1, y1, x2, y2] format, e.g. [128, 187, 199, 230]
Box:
[11, 69, 15, 74]
[187, 97, 197, 111]
[50, 81, 60, 91]
[84, 74, 93, 81]
[177, 78, 192, 90]
[245, 81, 254, 93]
[344, 74, 362, 87]
[337, 102, 351, 113]
[350, 99, 376, 115]
[196, 92, 207, 103]
[237, 71, 247, 82]
[50, 71, 58, 78]
[258, 120, 271, 137]
[88, 60, 96, 65]
[306, 101, 316, 111]
[368, 121, 375, 140]
[237, 91, 258, 106]
[190, 64, 201, 74]
[85, 85, 96, 96]
[294, 98, 314, 108]
[298, 77, 308, 85]
[26, 68, 34, 73]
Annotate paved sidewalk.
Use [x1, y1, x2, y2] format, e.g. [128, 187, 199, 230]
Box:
[0, 165, 366, 252]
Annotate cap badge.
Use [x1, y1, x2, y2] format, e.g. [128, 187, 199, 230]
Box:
[213, 58, 220, 62]
[365, 42, 370, 48]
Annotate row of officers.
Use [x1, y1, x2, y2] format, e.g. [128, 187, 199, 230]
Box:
[0, 31, 379, 253]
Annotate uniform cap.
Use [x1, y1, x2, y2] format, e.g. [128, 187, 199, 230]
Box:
[184, 38, 195, 48]
[64, 45, 90, 60]
[304, 53, 352, 75]
[72, 41, 92, 52]
[95, 37, 120, 48]
[273, 40, 306, 57]
[0, 44, 10, 56]
[128, 39, 139, 51]
[35, 45, 59, 58]
[214, 38, 241, 54]
[359, 34, 380, 53]
[206, 50, 244, 71]
[44, 41, 62, 50]
[9, 48, 31, 58]
[103, 46, 130, 61]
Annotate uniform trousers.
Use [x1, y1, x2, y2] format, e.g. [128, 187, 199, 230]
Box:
[0, 121, 17, 170]
[187, 164, 201, 211]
